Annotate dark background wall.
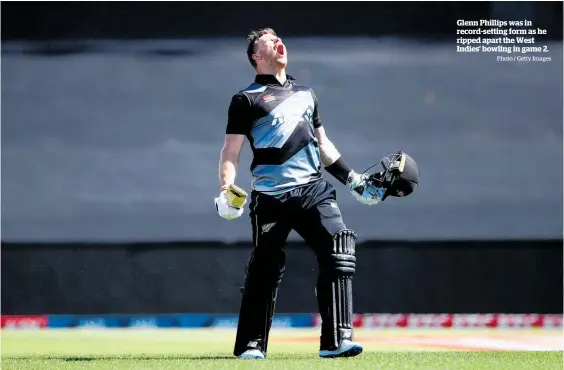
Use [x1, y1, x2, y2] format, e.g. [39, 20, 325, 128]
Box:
[2, 241, 562, 315]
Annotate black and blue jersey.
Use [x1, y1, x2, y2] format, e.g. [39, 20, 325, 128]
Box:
[226, 74, 324, 194]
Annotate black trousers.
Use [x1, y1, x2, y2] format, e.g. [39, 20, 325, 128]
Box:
[250, 178, 346, 260]
[234, 178, 348, 356]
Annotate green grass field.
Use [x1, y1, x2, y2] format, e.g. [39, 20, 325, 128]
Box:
[2, 328, 562, 369]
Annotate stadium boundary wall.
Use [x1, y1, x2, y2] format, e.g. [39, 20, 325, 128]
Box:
[2, 240, 562, 315]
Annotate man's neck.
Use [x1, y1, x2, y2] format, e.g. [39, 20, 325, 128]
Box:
[257, 67, 286, 85]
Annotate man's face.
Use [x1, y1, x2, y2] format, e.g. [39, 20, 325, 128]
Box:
[253, 33, 287, 68]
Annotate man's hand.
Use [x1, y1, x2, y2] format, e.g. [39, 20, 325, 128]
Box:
[215, 190, 246, 220]
[347, 171, 386, 206]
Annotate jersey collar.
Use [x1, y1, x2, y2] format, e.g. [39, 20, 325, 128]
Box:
[255, 74, 295, 87]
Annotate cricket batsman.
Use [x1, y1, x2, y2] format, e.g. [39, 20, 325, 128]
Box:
[215, 28, 419, 359]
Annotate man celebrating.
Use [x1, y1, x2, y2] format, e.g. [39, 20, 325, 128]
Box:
[215, 28, 408, 360]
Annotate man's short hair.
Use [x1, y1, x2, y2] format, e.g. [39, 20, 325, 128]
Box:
[246, 28, 277, 69]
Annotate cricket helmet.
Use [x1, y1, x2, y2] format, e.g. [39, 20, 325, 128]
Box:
[363, 151, 419, 200]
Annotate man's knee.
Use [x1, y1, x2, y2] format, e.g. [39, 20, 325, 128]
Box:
[321, 229, 357, 277]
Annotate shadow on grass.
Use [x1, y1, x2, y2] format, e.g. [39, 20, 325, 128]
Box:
[5, 355, 236, 361]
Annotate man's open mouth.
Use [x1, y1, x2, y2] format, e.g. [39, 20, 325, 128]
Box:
[276, 44, 285, 56]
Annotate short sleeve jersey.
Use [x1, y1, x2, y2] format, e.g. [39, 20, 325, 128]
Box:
[226, 74, 323, 194]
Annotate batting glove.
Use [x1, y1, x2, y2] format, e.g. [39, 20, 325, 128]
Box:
[347, 171, 386, 206]
[214, 191, 245, 220]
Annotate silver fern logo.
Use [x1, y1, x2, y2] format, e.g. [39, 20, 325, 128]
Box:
[303, 107, 313, 124]
[261, 223, 276, 233]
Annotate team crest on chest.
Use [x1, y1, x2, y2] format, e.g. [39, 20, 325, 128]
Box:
[263, 94, 276, 103]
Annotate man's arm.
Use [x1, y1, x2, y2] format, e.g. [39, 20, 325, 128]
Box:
[214, 93, 252, 220]
[316, 126, 354, 186]
[316, 125, 384, 205]
[219, 134, 245, 190]
[316, 126, 342, 167]
[311, 90, 351, 185]
[311, 90, 384, 205]
[219, 93, 252, 190]
[310, 89, 353, 185]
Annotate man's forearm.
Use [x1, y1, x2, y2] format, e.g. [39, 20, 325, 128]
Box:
[219, 147, 239, 190]
[319, 139, 342, 167]
[320, 140, 354, 185]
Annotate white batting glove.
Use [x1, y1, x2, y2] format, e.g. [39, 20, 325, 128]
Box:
[214, 191, 245, 220]
[347, 171, 386, 206]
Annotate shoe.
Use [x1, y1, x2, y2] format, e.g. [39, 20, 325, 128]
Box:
[319, 340, 363, 358]
[237, 349, 265, 359]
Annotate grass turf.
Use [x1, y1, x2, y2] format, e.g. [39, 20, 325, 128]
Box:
[2, 329, 562, 370]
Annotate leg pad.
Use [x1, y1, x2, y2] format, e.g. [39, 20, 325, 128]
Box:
[317, 229, 357, 350]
